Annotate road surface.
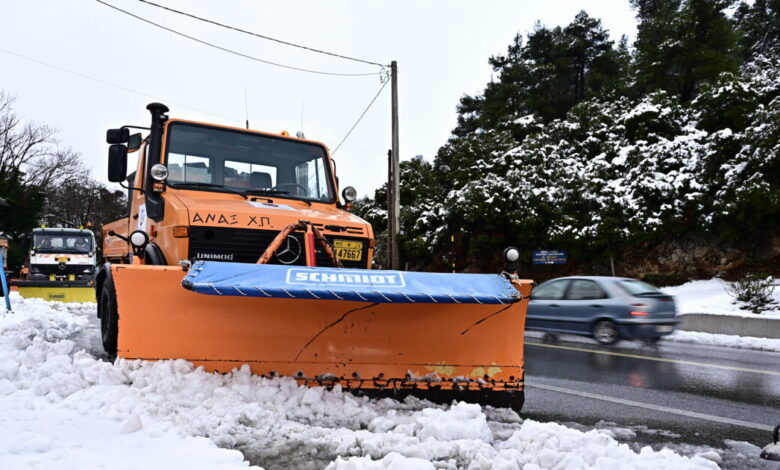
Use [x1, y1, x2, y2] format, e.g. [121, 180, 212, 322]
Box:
[523, 334, 780, 468]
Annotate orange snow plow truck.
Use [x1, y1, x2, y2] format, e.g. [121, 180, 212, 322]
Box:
[98, 103, 532, 410]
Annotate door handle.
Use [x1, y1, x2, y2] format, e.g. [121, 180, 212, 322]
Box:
[590, 304, 602, 308]
[549, 303, 560, 307]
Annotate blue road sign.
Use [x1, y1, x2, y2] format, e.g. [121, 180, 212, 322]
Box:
[532, 250, 567, 265]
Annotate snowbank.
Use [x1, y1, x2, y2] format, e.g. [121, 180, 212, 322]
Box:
[0, 296, 720, 469]
[663, 330, 780, 352]
[660, 279, 780, 317]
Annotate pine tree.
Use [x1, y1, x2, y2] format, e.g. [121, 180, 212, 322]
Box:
[632, 0, 739, 101]
[734, 0, 780, 58]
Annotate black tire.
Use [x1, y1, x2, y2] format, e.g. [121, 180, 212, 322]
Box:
[643, 336, 662, 345]
[592, 320, 619, 345]
[99, 274, 119, 356]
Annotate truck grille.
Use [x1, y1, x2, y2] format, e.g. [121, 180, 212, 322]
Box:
[188, 227, 370, 269]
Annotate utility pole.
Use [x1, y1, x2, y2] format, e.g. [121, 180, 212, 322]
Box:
[389, 60, 400, 270]
[386, 149, 394, 269]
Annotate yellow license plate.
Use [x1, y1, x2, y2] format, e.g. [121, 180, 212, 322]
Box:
[333, 239, 363, 261]
[57, 256, 69, 262]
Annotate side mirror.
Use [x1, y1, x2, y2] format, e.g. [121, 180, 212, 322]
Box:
[127, 133, 143, 153]
[106, 128, 130, 144]
[108, 144, 128, 183]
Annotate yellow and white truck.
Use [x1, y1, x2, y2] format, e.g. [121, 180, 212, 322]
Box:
[13, 227, 97, 302]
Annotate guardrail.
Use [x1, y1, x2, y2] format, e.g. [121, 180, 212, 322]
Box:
[677, 313, 780, 339]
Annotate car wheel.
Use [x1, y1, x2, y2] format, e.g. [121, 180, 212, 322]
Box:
[592, 320, 619, 345]
[643, 336, 662, 345]
[99, 275, 119, 356]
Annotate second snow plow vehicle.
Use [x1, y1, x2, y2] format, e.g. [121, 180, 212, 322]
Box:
[98, 103, 532, 409]
[13, 227, 96, 303]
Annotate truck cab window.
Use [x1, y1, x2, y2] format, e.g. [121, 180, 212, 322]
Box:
[224, 160, 277, 190]
[167, 154, 211, 184]
[164, 123, 334, 203]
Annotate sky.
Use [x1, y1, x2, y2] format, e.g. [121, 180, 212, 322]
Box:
[0, 0, 638, 197]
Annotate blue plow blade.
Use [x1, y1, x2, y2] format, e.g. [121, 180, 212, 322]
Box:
[182, 261, 520, 304]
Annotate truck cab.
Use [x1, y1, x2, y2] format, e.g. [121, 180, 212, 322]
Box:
[101, 103, 374, 272]
[25, 228, 96, 281]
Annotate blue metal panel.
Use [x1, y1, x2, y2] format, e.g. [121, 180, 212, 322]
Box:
[182, 261, 520, 304]
[0, 253, 11, 311]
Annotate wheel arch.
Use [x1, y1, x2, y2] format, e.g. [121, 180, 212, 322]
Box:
[589, 316, 618, 330]
[144, 243, 168, 266]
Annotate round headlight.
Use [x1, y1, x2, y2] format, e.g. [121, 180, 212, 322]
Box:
[129, 230, 149, 248]
[504, 246, 520, 263]
[342, 186, 357, 203]
[150, 164, 169, 181]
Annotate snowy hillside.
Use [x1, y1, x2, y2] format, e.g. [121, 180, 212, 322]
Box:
[0, 295, 722, 469]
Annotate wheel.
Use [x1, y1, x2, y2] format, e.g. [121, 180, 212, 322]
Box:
[592, 320, 619, 345]
[273, 182, 309, 197]
[99, 275, 119, 356]
[642, 336, 662, 345]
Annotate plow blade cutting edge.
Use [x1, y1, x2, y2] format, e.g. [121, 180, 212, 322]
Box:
[111, 262, 532, 409]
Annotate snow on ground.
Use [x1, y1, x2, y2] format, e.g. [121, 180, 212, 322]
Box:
[0, 295, 722, 470]
[660, 279, 780, 317]
[663, 330, 780, 352]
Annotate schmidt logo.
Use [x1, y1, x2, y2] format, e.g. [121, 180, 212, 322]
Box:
[286, 268, 405, 288]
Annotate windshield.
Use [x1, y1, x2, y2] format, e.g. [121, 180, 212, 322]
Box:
[617, 279, 662, 296]
[33, 233, 93, 253]
[164, 123, 334, 202]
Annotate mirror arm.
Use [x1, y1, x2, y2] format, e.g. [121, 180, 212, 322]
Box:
[120, 180, 145, 195]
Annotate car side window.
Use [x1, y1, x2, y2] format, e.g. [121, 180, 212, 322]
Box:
[566, 280, 608, 300]
[532, 280, 570, 300]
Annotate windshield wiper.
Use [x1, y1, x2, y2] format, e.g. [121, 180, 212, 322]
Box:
[169, 182, 248, 198]
[244, 189, 290, 195]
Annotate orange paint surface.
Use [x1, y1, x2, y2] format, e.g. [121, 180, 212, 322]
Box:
[113, 264, 531, 391]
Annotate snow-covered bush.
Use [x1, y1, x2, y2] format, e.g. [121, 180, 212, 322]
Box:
[724, 274, 778, 314]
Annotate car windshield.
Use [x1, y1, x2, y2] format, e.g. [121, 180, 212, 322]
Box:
[34, 233, 93, 253]
[618, 279, 662, 296]
[164, 123, 334, 203]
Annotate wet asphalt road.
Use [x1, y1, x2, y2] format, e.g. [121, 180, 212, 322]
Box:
[522, 334, 780, 467]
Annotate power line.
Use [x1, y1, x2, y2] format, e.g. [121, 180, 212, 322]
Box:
[134, 0, 386, 68]
[96, 0, 383, 77]
[0, 46, 247, 125]
[331, 79, 388, 155]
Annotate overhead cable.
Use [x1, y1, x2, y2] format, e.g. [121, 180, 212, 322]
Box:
[331, 79, 388, 155]
[135, 0, 386, 68]
[0, 46, 245, 125]
[96, 0, 383, 77]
